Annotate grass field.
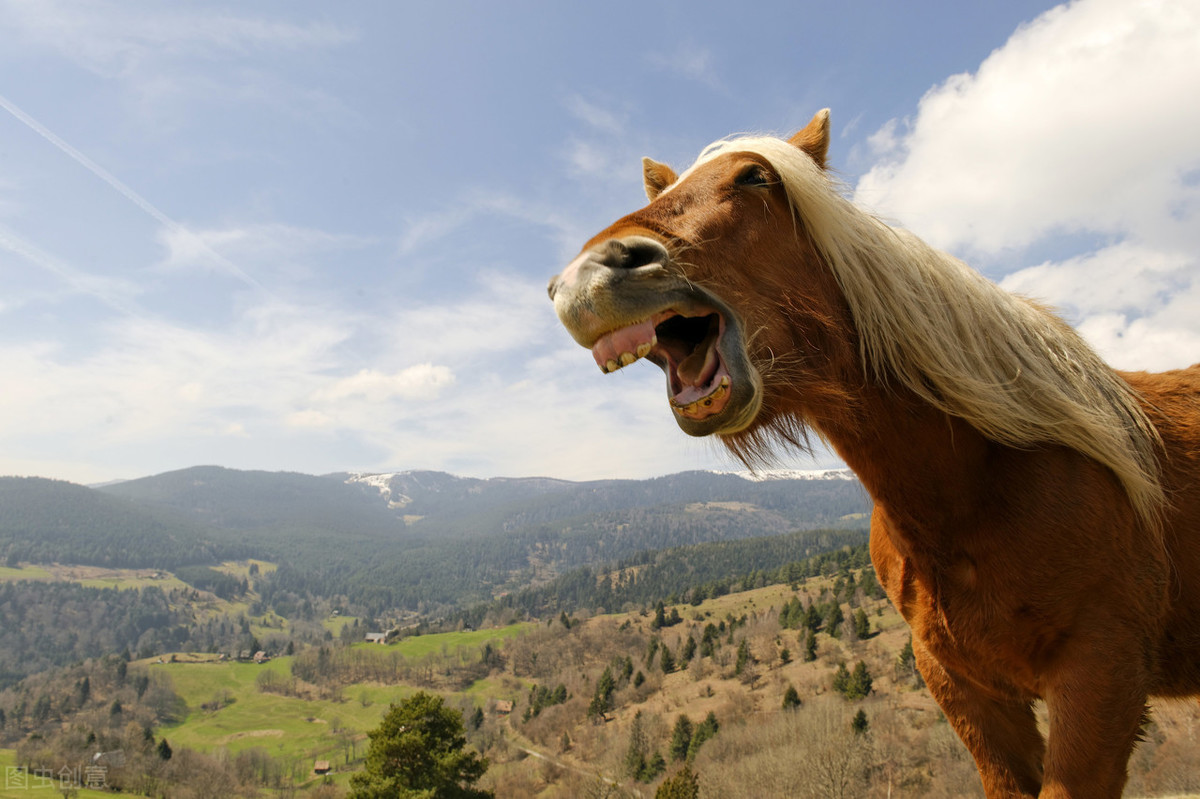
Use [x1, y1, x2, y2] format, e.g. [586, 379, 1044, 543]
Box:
[146, 623, 529, 767]
[381, 623, 530, 659]
[0, 565, 51, 583]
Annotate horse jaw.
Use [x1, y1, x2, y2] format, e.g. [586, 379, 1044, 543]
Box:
[548, 242, 763, 436]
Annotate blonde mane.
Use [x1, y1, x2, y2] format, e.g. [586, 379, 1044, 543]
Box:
[685, 136, 1165, 531]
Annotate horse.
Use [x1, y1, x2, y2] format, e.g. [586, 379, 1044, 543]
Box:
[547, 109, 1200, 798]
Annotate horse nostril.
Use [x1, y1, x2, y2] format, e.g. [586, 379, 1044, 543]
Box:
[598, 237, 669, 270]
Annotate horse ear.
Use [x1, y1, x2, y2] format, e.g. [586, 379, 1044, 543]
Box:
[642, 157, 678, 201]
[788, 109, 831, 169]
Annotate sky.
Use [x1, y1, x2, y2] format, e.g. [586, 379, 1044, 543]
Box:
[1, 0, 1197, 485]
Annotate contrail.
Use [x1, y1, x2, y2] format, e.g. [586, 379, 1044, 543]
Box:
[0, 91, 267, 293]
[0, 224, 148, 318]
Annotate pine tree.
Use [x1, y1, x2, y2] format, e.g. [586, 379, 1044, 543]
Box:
[851, 709, 870, 736]
[734, 640, 751, 675]
[655, 764, 700, 799]
[826, 603, 845, 638]
[680, 635, 696, 664]
[348, 691, 491, 799]
[588, 667, 616, 721]
[853, 608, 871, 639]
[669, 715, 694, 761]
[803, 630, 818, 662]
[625, 711, 649, 779]
[782, 684, 802, 711]
[687, 712, 720, 761]
[660, 645, 676, 674]
[651, 602, 667, 631]
[850, 661, 874, 699]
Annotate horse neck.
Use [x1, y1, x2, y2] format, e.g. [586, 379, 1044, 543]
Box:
[813, 377, 995, 541]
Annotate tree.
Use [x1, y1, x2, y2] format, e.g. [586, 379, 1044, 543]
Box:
[734, 640, 751, 675]
[852, 608, 870, 640]
[826, 603, 844, 638]
[833, 661, 873, 701]
[660, 645, 676, 674]
[625, 714, 648, 779]
[156, 738, 173, 761]
[782, 684, 802, 711]
[687, 712, 720, 761]
[680, 635, 696, 664]
[851, 709, 870, 736]
[347, 691, 492, 799]
[803, 630, 818, 662]
[655, 764, 700, 799]
[669, 715, 694, 761]
[588, 666, 616, 721]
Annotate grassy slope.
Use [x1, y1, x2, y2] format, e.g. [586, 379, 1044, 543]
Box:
[152, 623, 530, 768]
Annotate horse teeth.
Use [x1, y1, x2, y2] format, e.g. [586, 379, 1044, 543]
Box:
[637, 341, 653, 358]
[619, 352, 637, 367]
[605, 358, 619, 373]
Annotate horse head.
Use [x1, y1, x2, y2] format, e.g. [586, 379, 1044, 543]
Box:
[548, 110, 855, 456]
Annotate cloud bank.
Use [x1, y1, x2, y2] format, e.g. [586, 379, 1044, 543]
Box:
[854, 0, 1200, 371]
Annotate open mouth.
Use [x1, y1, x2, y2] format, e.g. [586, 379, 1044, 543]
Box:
[591, 308, 732, 421]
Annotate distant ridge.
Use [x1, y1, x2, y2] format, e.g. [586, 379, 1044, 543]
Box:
[724, 468, 856, 482]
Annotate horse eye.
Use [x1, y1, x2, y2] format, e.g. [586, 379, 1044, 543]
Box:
[735, 164, 771, 188]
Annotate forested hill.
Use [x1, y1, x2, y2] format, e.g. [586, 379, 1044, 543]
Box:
[3, 465, 871, 612]
[100, 465, 410, 540]
[0, 476, 242, 569]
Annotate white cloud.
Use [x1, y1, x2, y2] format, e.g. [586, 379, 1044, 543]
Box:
[565, 95, 626, 135]
[647, 44, 724, 91]
[0, 1, 355, 77]
[157, 223, 375, 280]
[316, 366, 455, 404]
[853, 0, 1200, 372]
[855, 0, 1200, 255]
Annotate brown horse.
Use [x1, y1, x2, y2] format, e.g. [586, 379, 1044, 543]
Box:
[548, 109, 1200, 798]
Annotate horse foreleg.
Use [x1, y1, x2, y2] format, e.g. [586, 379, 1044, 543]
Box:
[914, 640, 1044, 798]
[1039, 669, 1148, 799]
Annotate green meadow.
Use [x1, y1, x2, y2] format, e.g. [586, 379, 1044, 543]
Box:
[0, 565, 51, 583]
[381, 623, 529, 659]
[147, 622, 531, 769]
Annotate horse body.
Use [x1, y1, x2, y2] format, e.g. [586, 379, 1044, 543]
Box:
[548, 109, 1200, 797]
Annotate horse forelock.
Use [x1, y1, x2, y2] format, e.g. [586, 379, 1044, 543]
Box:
[676, 134, 1166, 533]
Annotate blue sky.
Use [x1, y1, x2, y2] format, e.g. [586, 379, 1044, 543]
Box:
[1, 0, 1197, 484]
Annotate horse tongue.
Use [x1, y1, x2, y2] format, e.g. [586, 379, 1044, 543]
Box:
[676, 329, 720, 387]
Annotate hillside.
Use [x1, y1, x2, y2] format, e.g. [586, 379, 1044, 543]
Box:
[0, 476, 241, 569]
[0, 465, 871, 614]
[5, 566, 1196, 799]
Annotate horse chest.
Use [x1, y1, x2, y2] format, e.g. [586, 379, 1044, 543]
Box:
[871, 527, 1050, 694]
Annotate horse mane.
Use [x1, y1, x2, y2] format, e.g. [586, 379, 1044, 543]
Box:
[682, 136, 1166, 532]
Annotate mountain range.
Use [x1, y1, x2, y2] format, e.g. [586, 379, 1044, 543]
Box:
[2, 465, 872, 611]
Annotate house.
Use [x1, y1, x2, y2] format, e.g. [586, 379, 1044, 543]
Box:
[92, 751, 125, 767]
[313, 760, 332, 775]
[493, 700, 514, 715]
[364, 632, 387, 644]
[253, 651, 269, 663]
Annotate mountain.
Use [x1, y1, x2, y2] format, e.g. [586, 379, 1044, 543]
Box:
[100, 465, 410, 539]
[0, 476, 240, 569]
[2, 465, 872, 612]
[339, 468, 866, 536]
